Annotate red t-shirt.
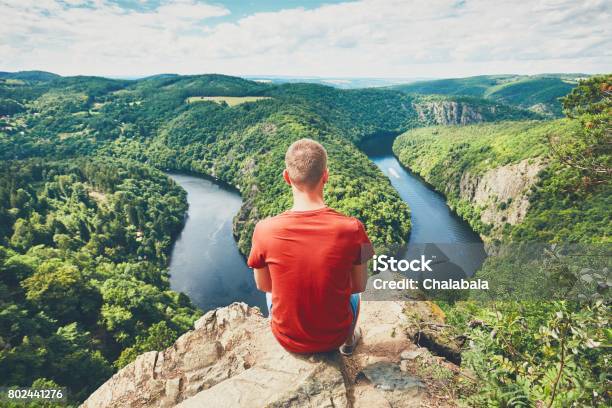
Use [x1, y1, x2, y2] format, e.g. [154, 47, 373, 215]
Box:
[247, 207, 374, 353]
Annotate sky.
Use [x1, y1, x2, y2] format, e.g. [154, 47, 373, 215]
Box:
[0, 0, 610, 78]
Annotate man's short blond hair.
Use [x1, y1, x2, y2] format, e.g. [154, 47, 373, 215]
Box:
[285, 138, 327, 189]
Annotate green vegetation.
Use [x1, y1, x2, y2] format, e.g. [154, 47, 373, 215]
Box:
[0, 71, 61, 83]
[547, 75, 611, 186]
[3, 73, 523, 254]
[394, 74, 583, 117]
[395, 76, 611, 406]
[1, 73, 442, 400]
[0, 158, 199, 403]
[393, 119, 609, 239]
[443, 299, 609, 407]
[1, 70, 608, 406]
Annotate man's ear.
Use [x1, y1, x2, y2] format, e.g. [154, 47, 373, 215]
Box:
[282, 169, 292, 186]
[322, 168, 329, 184]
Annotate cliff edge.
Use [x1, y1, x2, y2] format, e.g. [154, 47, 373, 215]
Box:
[82, 300, 464, 407]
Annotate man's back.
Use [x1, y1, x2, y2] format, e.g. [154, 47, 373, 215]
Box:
[248, 207, 371, 353]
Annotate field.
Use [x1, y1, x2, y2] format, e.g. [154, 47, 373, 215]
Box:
[186, 95, 271, 106]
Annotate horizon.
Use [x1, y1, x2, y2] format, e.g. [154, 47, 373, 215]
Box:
[1, 0, 610, 78]
[0, 69, 598, 81]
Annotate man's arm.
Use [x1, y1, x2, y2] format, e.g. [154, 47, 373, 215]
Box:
[350, 263, 368, 293]
[254, 266, 272, 293]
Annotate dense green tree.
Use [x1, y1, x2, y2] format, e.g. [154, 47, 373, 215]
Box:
[114, 321, 178, 369]
[0, 158, 199, 403]
[22, 259, 101, 325]
[548, 74, 611, 185]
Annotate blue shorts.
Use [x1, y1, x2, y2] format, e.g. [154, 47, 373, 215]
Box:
[266, 292, 360, 323]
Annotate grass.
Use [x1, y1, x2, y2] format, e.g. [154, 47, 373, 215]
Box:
[4, 79, 26, 85]
[185, 96, 271, 106]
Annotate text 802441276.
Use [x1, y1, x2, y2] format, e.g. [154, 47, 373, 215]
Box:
[0, 387, 67, 403]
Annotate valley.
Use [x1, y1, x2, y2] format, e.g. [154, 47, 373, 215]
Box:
[0, 71, 609, 406]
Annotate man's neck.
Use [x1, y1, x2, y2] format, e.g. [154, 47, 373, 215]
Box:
[291, 189, 326, 211]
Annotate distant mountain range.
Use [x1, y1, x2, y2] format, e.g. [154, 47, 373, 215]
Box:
[0, 71, 426, 89]
[0, 70, 592, 116]
[0, 70, 61, 81]
[242, 75, 429, 89]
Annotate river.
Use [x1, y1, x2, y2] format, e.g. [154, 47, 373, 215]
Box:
[168, 136, 485, 313]
[361, 134, 487, 280]
[167, 173, 267, 313]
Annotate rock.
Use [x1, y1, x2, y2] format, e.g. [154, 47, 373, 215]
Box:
[400, 349, 425, 360]
[459, 157, 546, 237]
[402, 302, 464, 365]
[413, 100, 486, 126]
[82, 301, 448, 408]
[361, 361, 424, 391]
[177, 342, 347, 408]
[346, 301, 428, 407]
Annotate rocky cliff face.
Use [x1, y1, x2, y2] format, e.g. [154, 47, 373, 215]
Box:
[411, 97, 539, 126]
[82, 299, 466, 408]
[413, 100, 487, 125]
[458, 158, 546, 237]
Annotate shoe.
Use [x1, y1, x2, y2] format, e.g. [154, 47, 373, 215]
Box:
[339, 327, 362, 356]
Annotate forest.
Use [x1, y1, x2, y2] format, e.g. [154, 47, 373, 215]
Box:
[394, 75, 610, 406]
[0, 158, 199, 401]
[0, 71, 609, 406]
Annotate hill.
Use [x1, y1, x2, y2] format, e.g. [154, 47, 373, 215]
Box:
[0, 73, 537, 254]
[244, 75, 428, 89]
[394, 119, 610, 242]
[0, 70, 60, 82]
[392, 74, 585, 117]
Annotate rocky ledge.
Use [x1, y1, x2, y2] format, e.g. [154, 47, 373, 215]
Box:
[82, 300, 466, 407]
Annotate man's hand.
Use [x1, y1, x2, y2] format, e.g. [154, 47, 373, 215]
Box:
[254, 266, 272, 293]
[350, 263, 368, 293]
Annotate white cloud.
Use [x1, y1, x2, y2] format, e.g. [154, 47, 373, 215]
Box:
[0, 0, 610, 77]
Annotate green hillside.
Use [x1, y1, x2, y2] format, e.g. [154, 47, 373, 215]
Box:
[0, 70, 61, 82]
[394, 75, 610, 406]
[394, 75, 610, 243]
[0, 74, 536, 252]
[394, 119, 610, 242]
[397, 74, 509, 96]
[393, 74, 583, 117]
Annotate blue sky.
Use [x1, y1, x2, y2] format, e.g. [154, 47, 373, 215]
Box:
[96, 0, 350, 18]
[0, 0, 610, 77]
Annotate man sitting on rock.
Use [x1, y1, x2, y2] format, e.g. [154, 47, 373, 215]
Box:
[247, 138, 374, 356]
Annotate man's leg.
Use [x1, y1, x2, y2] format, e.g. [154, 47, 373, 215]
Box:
[349, 293, 360, 330]
[341, 293, 361, 351]
[265, 292, 273, 318]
